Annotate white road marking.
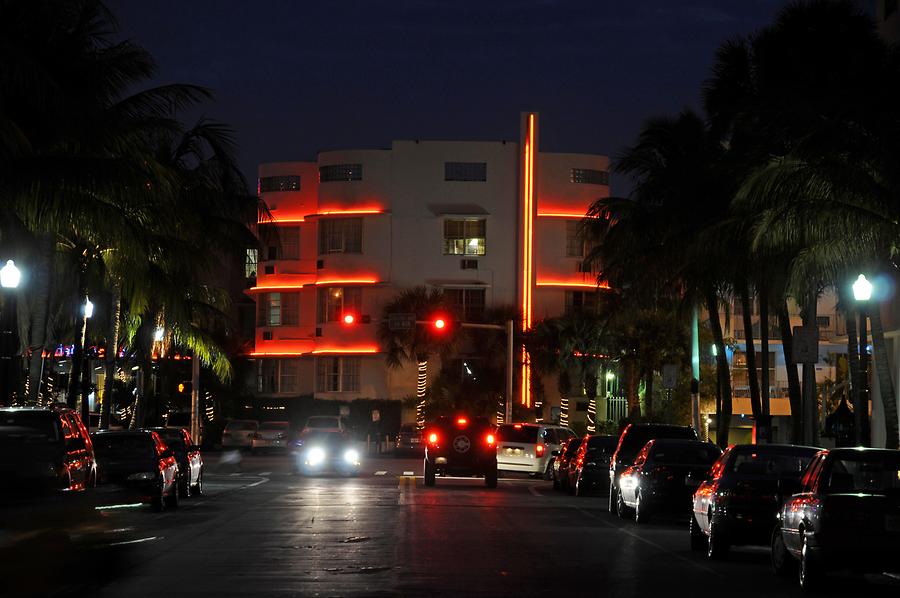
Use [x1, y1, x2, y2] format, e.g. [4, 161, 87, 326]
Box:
[374, 471, 387, 476]
[402, 471, 415, 476]
[259, 471, 272, 476]
[528, 485, 542, 497]
[108, 536, 161, 547]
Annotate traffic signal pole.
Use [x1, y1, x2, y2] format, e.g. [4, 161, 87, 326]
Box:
[191, 354, 200, 443]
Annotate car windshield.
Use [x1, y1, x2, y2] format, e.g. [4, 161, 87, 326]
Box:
[306, 417, 340, 429]
[650, 443, 720, 465]
[260, 422, 289, 430]
[497, 424, 539, 443]
[0, 412, 60, 443]
[826, 454, 900, 494]
[729, 448, 817, 477]
[92, 435, 155, 458]
[226, 421, 257, 431]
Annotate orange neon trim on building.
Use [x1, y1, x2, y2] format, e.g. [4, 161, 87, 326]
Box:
[520, 114, 536, 409]
[535, 280, 610, 289]
[314, 208, 385, 216]
[258, 217, 306, 224]
[537, 211, 593, 218]
[313, 278, 379, 286]
[247, 284, 306, 293]
[310, 347, 379, 355]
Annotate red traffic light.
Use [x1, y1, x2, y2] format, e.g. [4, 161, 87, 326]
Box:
[434, 318, 446, 330]
[343, 314, 355, 325]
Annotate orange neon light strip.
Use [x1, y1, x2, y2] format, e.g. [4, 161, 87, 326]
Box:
[535, 281, 610, 289]
[315, 208, 384, 216]
[520, 114, 536, 409]
[248, 284, 306, 292]
[311, 347, 379, 355]
[537, 212, 593, 218]
[250, 347, 379, 357]
[258, 217, 306, 224]
[314, 278, 379, 286]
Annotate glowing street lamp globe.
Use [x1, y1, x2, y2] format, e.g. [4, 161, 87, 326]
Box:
[852, 274, 873, 302]
[0, 260, 21, 289]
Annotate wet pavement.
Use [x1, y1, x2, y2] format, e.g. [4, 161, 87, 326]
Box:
[7, 452, 899, 597]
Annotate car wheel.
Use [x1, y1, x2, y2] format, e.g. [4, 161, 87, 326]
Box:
[707, 520, 729, 560]
[574, 474, 585, 497]
[689, 514, 706, 552]
[164, 479, 179, 510]
[485, 466, 498, 489]
[152, 482, 165, 512]
[799, 532, 821, 589]
[770, 524, 793, 577]
[616, 489, 632, 519]
[424, 459, 436, 487]
[634, 491, 650, 524]
[543, 461, 553, 481]
[608, 482, 618, 514]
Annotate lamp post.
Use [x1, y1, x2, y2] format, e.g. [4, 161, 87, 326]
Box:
[78, 297, 94, 427]
[1, 260, 22, 406]
[852, 274, 873, 446]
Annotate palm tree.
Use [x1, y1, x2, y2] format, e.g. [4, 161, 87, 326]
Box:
[378, 287, 458, 427]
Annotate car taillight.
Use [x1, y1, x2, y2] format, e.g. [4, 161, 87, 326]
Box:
[457, 417, 468, 426]
[428, 432, 439, 444]
[536, 444, 545, 457]
[486, 434, 495, 446]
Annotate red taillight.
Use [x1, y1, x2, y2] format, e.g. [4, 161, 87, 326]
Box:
[486, 434, 495, 446]
[428, 432, 438, 444]
[536, 444, 545, 457]
[457, 417, 467, 426]
[514, 424, 522, 429]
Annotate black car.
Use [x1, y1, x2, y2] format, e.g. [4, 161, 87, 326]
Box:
[773, 448, 900, 589]
[691, 443, 819, 558]
[91, 430, 179, 511]
[552, 436, 584, 492]
[608, 423, 698, 514]
[395, 423, 424, 457]
[291, 430, 361, 476]
[424, 415, 498, 488]
[0, 405, 96, 494]
[143, 427, 203, 497]
[616, 438, 721, 523]
[568, 434, 617, 497]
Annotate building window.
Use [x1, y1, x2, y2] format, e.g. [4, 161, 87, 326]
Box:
[259, 175, 301, 193]
[444, 162, 487, 182]
[317, 287, 362, 323]
[279, 359, 300, 393]
[245, 248, 258, 279]
[444, 288, 486, 321]
[570, 168, 609, 185]
[319, 164, 362, 182]
[565, 221, 586, 258]
[565, 291, 597, 314]
[258, 292, 299, 327]
[443, 219, 486, 255]
[317, 357, 361, 392]
[318, 218, 362, 254]
[258, 225, 300, 260]
[816, 316, 831, 328]
[259, 360, 277, 393]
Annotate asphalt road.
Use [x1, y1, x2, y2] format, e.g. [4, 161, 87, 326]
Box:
[9, 450, 899, 598]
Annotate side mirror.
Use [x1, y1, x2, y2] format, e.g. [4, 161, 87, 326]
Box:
[551, 450, 561, 457]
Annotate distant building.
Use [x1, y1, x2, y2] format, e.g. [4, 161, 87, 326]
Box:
[249, 113, 609, 425]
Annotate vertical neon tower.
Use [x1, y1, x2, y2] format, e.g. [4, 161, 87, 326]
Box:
[519, 113, 538, 409]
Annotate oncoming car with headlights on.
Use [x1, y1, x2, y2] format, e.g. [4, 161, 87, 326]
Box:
[291, 430, 361, 476]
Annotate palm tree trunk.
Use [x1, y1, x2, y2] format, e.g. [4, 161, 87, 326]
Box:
[67, 253, 89, 408]
[759, 282, 771, 443]
[706, 289, 732, 447]
[868, 306, 899, 449]
[644, 370, 654, 418]
[416, 359, 427, 427]
[778, 302, 802, 444]
[624, 359, 640, 418]
[101, 283, 121, 430]
[26, 233, 54, 403]
[739, 281, 762, 420]
[845, 304, 862, 444]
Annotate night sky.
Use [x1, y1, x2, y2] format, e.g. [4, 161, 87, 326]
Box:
[108, 1, 795, 194]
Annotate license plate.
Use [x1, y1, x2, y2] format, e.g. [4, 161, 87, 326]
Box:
[503, 448, 523, 455]
[886, 515, 900, 532]
[410, 438, 420, 443]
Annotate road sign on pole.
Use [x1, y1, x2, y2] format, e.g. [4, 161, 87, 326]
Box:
[388, 312, 416, 331]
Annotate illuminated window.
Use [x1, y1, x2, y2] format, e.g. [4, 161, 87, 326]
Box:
[565, 291, 597, 314]
[445, 162, 487, 182]
[259, 175, 301, 193]
[317, 287, 362, 323]
[570, 168, 609, 185]
[443, 219, 486, 255]
[318, 218, 362, 254]
[258, 292, 299, 327]
[316, 357, 361, 392]
[444, 288, 486, 321]
[279, 359, 300, 393]
[319, 164, 362, 182]
[245, 248, 258, 279]
[268, 293, 281, 326]
[565, 221, 586, 257]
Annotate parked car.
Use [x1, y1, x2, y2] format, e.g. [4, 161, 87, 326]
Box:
[291, 429, 361, 476]
[91, 430, 179, 511]
[616, 439, 721, 523]
[552, 436, 584, 491]
[0, 405, 96, 493]
[143, 427, 203, 497]
[251, 421, 290, 454]
[395, 423, 424, 457]
[608, 423, 698, 514]
[691, 443, 819, 558]
[496, 422, 576, 479]
[568, 434, 617, 497]
[221, 419, 259, 450]
[424, 415, 498, 488]
[772, 448, 900, 589]
[301, 415, 344, 434]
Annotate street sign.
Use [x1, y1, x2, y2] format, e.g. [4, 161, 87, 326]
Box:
[792, 326, 819, 364]
[388, 312, 416, 331]
[662, 364, 678, 389]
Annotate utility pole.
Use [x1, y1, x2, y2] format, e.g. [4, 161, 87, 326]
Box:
[191, 353, 200, 443]
[690, 306, 701, 435]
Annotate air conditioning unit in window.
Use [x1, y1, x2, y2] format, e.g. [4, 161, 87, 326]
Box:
[460, 259, 478, 270]
[262, 331, 273, 341]
[264, 265, 275, 275]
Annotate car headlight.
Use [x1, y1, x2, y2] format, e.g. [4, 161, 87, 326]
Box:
[126, 472, 156, 481]
[344, 449, 360, 464]
[306, 447, 326, 466]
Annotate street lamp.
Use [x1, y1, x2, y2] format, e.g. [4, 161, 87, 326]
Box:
[75, 296, 94, 425]
[1, 260, 22, 406]
[852, 274, 873, 446]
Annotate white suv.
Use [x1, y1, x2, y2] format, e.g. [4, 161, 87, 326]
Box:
[496, 423, 576, 479]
